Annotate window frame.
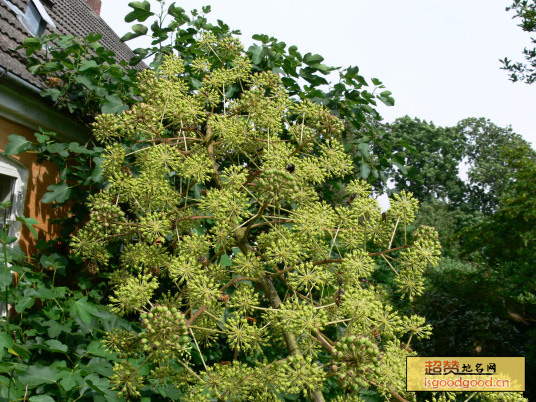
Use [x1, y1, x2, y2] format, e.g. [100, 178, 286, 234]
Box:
[0, 156, 29, 242]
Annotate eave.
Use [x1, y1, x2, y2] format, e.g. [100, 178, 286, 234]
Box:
[0, 66, 89, 143]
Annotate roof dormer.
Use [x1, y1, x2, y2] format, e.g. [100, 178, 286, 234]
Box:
[2, 0, 56, 37]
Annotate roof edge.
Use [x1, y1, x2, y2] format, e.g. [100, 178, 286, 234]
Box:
[0, 66, 90, 143]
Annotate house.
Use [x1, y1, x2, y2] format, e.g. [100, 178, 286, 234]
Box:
[0, 0, 139, 255]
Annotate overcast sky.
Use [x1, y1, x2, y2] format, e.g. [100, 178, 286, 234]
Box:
[101, 0, 536, 147]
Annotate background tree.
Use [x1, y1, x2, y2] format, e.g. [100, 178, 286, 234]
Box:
[502, 0, 536, 83]
[458, 117, 536, 214]
[383, 114, 536, 399]
[381, 116, 467, 204]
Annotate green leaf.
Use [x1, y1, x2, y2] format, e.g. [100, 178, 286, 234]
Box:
[378, 94, 395, 106]
[59, 371, 83, 392]
[405, 166, 420, 180]
[68, 142, 95, 155]
[86, 32, 103, 43]
[15, 297, 35, 313]
[189, 77, 202, 89]
[219, 254, 232, 266]
[121, 24, 148, 41]
[16, 215, 39, 238]
[69, 296, 98, 324]
[0, 332, 14, 359]
[3, 134, 33, 156]
[168, 4, 187, 20]
[0, 236, 17, 248]
[34, 133, 50, 143]
[8, 344, 30, 359]
[79, 60, 99, 72]
[22, 37, 42, 55]
[29, 395, 55, 402]
[43, 62, 62, 71]
[101, 95, 127, 114]
[393, 161, 408, 175]
[40, 254, 68, 271]
[0, 362, 14, 373]
[0, 246, 24, 264]
[248, 44, 268, 65]
[41, 88, 62, 102]
[44, 339, 68, 353]
[87, 357, 114, 377]
[87, 340, 115, 359]
[30, 286, 66, 299]
[303, 52, 324, 65]
[84, 374, 113, 397]
[41, 182, 71, 204]
[371, 78, 382, 86]
[74, 75, 94, 88]
[0, 270, 12, 287]
[360, 161, 371, 179]
[44, 142, 69, 157]
[125, 1, 153, 23]
[43, 319, 72, 338]
[357, 142, 372, 158]
[18, 366, 60, 388]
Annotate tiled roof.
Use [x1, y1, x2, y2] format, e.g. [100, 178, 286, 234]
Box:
[0, 0, 141, 88]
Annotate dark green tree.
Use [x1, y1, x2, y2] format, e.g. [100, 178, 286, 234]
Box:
[381, 116, 467, 204]
[458, 117, 536, 214]
[462, 142, 536, 296]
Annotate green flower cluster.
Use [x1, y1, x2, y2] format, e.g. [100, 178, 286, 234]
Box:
[330, 335, 382, 391]
[139, 305, 190, 360]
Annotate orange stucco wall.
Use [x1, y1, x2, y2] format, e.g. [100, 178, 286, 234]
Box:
[0, 116, 68, 255]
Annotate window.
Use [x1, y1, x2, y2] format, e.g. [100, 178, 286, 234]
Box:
[0, 157, 28, 240]
[2, 0, 56, 36]
[0, 173, 16, 226]
[0, 158, 27, 318]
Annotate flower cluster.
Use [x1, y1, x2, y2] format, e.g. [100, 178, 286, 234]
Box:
[330, 335, 382, 391]
[139, 305, 190, 361]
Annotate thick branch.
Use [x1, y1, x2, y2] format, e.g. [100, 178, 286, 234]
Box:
[258, 275, 325, 402]
[220, 276, 258, 292]
[206, 125, 223, 189]
[368, 245, 410, 257]
[176, 215, 211, 222]
[186, 305, 207, 326]
[315, 330, 334, 354]
[243, 201, 269, 239]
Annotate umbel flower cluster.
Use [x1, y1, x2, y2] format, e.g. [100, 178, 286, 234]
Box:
[73, 34, 451, 401]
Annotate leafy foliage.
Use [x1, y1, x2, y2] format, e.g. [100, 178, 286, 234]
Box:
[0, 204, 134, 401]
[502, 0, 536, 83]
[19, 33, 139, 122]
[458, 117, 536, 214]
[381, 116, 467, 204]
[383, 116, 535, 214]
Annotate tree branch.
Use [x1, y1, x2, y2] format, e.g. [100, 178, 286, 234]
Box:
[368, 245, 410, 257]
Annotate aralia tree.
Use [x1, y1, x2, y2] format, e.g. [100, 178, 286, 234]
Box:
[71, 34, 443, 401]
